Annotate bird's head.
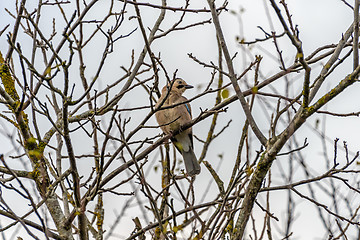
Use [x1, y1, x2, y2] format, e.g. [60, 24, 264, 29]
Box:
[162, 78, 194, 95]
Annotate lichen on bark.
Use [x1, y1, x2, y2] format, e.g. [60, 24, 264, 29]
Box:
[0, 52, 19, 102]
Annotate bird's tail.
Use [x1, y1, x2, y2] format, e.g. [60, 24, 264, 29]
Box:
[182, 149, 201, 176]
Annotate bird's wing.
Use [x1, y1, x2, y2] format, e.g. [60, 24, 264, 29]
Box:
[184, 102, 191, 117]
[177, 96, 193, 147]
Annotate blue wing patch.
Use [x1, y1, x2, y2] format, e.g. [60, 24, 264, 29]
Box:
[185, 103, 191, 117]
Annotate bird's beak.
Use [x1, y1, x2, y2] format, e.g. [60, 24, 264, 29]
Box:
[185, 84, 194, 89]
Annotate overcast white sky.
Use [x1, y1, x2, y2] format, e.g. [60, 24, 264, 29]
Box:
[0, 0, 359, 239]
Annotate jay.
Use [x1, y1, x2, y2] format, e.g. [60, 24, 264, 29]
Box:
[155, 78, 201, 176]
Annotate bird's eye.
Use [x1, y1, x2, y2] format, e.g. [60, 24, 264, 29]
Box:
[177, 80, 182, 84]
